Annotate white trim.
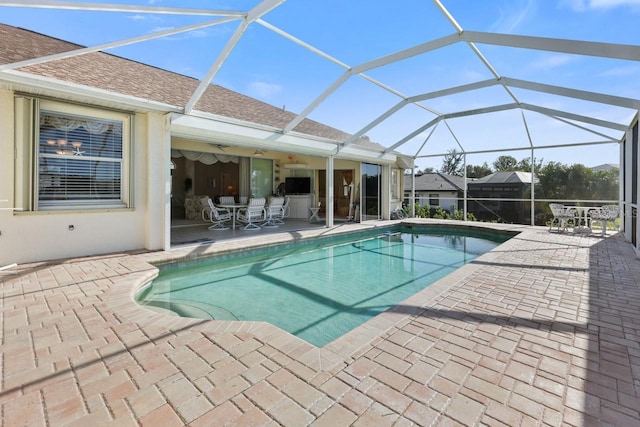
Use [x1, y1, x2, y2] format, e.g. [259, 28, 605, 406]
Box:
[0, 1, 247, 17]
[1, 70, 181, 113]
[35, 99, 132, 210]
[170, 112, 399, 163]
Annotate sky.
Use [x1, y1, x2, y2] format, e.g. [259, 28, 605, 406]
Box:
[2, 0, 640, 171]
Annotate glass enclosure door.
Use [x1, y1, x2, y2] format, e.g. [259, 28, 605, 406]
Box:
[251, 158, 273, 198]
[362, 163, 381, 221]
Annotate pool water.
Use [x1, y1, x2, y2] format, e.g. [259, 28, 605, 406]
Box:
[137, 227, 509, 347]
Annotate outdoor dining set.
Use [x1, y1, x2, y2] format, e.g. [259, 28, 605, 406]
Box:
[548, 203, 620, 235]
[200, 196, 290, 231]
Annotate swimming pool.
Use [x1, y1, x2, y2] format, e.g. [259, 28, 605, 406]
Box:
[136, 225, 511, 347]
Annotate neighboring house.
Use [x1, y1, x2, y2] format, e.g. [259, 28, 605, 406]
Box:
[467, 171, 539, 224]
[403, 173, 465, 213]
[0, 24, 408, 264]
[591, 163, 619, 172]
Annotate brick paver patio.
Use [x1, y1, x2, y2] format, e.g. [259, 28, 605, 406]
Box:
[1, 221, 639, 426]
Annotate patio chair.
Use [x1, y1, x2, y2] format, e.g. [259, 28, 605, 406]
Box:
[237, 197, 266, 230]
[309, 202, 321, 222]
[262, 197, 285, 227]
[281, 197, 291, 219]
[548, 203, 575, 233]
[589, 204, 620, 235]
[218, 196, 235, 205]
[201, 197, 232, 230]
[239, 196, 248, 204]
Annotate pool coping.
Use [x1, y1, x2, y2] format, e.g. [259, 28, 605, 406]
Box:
[107, 219, 530, 370]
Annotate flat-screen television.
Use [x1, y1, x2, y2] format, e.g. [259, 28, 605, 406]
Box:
[285, 177, 311, 194]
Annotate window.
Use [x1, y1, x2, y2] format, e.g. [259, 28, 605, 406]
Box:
[16, 98, 131, 210]
[391, 169, 400, 200]
[429, 193, 439, 206]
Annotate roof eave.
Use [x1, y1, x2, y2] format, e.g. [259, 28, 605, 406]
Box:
[0, 69, 182, 113]
[171, 111, 398, 162]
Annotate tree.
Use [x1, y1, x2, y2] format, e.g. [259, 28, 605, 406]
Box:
[536, 162, 570, 200]
[466, 162, 492, 178]
[536, 162, 619, 201]
[419, 166, 435, 174]
[493, 155, 517, 172]
[440, 149, 464, 176]
[516, 157, 545, 172]
[591, 169, 619, 200]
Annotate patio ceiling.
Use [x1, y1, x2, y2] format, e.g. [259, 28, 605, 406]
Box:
[1, 0, 639, 167]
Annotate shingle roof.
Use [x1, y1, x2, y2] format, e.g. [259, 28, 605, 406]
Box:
[404, 173, 465, 192]
[591, 163, 619, 172]
[0, 23, 381, 147]
[470, 171, 538, 185]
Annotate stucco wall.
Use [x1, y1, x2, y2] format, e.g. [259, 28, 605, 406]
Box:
[409, 191, 460, 213]
[0, 89, 163, 264]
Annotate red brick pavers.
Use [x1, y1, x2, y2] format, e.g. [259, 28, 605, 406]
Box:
[1, 223, 639, 426]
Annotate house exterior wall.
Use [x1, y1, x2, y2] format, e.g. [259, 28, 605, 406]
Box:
[0, 88, 165, 265]
[406, 190, 460, 213]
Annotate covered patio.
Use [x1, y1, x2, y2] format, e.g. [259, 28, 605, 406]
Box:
[1, 222, 638, 425]
[170, 217, 332, 247]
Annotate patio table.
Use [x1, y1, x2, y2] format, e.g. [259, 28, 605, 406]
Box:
[565, 206, 600, 233]
[217, 203, 248, 229]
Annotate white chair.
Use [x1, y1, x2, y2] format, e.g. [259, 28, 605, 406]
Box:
[589, 205, 620, 235]
[281, 197, 290, 219]
[309, 202, 321, 222]
[218, 196, 235, 205]
[201, 197, 212, 222]
[237, 197, 266, 230]
[201, 197, 232, 230]
[548, 203, 575, 233]
[262, 197, 285, 227]
[239, 196, 248, 204]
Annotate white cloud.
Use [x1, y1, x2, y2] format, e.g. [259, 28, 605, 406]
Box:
[247, 81, 282, 99]
[127, 14, 148, 22]
[598, 64, 640, 76]
[560, 0, 587, 11]
[151, 26, 210, 40]
[590, 0, 640, 8]
[529, 54, 574, 69]
[461, 69, 488, 82]
[185, 29, 208, 38]
[151, 26, 174, 32]
[490, 0, 537, 33]
[126, 14, 163, 24]
[562, 0, 640, 11]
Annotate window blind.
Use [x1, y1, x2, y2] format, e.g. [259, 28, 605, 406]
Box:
[38, 110, 124, 205]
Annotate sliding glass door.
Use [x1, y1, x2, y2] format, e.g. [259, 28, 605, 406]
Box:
[251, 158, 273, 198]
[361, 163, 381, 221]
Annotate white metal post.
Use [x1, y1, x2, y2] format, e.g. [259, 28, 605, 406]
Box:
[463, 153, 467, 221]
[326, 155, 334, 227]
[531, 147, 535, 226]
[411, 167, 416, 217]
